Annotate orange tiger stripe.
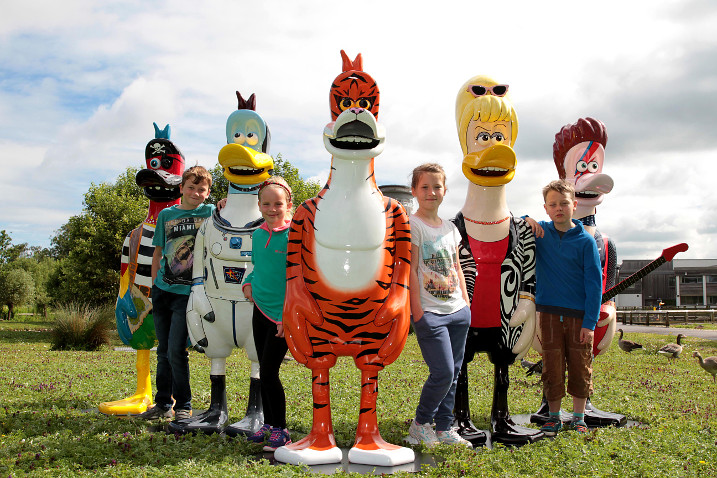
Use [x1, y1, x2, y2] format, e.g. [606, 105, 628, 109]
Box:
[284, 195, 411, 373]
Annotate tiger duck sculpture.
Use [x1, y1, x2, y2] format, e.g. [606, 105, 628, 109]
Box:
[275, 50, 413, 467]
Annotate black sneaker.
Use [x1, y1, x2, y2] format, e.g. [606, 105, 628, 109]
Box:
[137, 405, 172, 420]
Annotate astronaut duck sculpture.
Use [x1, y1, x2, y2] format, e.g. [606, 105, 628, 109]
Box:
[451, 76, 543, 445]
[275, 50, 413, 467]
[172, 92, 273, 435]
[99, 123, 184, 415]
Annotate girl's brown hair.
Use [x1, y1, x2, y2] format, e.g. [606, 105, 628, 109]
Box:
[258, 176, 292, 203]
[410, 163, 446, 190]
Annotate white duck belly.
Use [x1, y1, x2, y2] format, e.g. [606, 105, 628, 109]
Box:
[313, 192, 385, 291]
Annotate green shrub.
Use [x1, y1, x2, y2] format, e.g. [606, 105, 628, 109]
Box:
[50, 303, 114, 350]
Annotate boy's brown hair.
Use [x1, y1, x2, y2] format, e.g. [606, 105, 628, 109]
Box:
[542, 179, 575, 201]
[182, 165, 213, 188]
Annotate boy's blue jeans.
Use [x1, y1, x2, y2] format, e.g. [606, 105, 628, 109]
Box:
[152, 285, 191, 411]
[413, 306, 470, 431]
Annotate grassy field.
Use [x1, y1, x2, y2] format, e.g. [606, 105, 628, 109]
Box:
[1, 314, 716, 477]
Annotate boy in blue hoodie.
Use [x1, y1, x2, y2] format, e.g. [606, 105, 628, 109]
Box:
[530, 179, 602, 435]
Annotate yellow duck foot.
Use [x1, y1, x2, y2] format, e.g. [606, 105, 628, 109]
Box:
[98, 394, 152, 415]
[348, 445, 415, 466]
[274, 445, 343, 466]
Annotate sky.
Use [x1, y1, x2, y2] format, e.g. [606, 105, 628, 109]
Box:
[1, 0, 716, 263]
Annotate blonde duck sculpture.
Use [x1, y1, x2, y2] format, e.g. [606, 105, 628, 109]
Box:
[450, 76, 542, 446]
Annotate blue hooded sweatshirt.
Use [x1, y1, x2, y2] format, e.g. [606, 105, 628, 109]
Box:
[534, 219, 602, 330]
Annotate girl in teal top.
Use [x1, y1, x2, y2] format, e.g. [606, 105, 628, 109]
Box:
[242, 176, 293, 451]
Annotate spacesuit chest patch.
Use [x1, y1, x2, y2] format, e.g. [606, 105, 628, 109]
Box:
[229, 237, 242, 249]
[223, 266, 246, 284]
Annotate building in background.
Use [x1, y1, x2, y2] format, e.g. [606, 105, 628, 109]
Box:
[378, 185, 414, 215]
[615, 259, 717, 309]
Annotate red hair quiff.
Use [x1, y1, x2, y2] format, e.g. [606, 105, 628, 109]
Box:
[553, 117, 607, 178]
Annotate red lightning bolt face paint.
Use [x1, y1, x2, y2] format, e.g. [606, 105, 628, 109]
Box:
[573, 141, 602, 180]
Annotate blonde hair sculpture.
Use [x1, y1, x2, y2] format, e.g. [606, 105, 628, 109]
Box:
[455, 75, 518, 156]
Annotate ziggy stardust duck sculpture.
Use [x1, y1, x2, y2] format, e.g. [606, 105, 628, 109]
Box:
[171, 92, 272, 435]
[99, 123, 184, 415]
[530, 117, 625, 428]
[275, 51, 414, 467]
[451, 76, 543, 446]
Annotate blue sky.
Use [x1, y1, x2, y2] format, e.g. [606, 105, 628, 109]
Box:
[1, 0, 716, 262]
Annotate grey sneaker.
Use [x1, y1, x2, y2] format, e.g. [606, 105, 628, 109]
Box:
[137, 405, 172, 420]
[436, 428, 473, 447]
[173, 409, 192, 421]
[408, 419, 439, 447]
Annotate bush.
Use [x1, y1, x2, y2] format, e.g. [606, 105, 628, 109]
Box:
[51, 303, 114, 350]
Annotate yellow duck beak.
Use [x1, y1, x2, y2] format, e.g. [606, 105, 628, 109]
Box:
[461, 144, 517, 187]
[218, 144, 274, 185]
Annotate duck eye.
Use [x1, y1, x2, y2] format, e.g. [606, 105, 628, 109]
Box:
[492, 133, 505, 143]
[340, 98, 353, 111]
[476, 132, 491, 146]
[587, 161, 599, 173]
[576, 161, 588, 173]
[233, 132, 246, 145]
[246, 132, 259, 146]
[358, 98, 371, 109]
[149, 158, 161, 169]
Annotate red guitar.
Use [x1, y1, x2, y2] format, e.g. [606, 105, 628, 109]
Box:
[602, 243, 689, 304]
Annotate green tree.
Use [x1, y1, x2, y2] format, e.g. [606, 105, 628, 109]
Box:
[272, 154, 322, 207]
[0, 230, 28, 264]
[0, 231, 58, 316]
[207, 163, 228, 205]
[29, 256, 56, 316]
[49, 167, 148, 305]
[0, 268, 35, 319]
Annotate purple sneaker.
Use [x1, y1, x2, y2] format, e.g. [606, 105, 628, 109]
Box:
[263, 427, 291, 452]
[247, 424, 271, 443]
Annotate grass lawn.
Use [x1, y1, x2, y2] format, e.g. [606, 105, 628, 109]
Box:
[1, 314, 716, 477]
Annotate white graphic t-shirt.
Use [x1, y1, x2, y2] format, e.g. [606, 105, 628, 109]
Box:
[410, 215, 467, 315]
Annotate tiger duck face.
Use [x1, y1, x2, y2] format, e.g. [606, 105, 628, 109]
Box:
[323, 107, 385, 160]
[323, 53, 385, 160]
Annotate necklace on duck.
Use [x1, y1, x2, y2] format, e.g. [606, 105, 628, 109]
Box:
[464, 215, 510, 225]
[579, 214, 596, 227]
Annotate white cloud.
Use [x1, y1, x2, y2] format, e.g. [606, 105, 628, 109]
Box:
[42, 76, 179, 172]
[0, 0, 716, 261]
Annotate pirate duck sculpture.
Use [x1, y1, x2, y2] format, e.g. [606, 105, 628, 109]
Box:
[99, 123, 184, 415]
